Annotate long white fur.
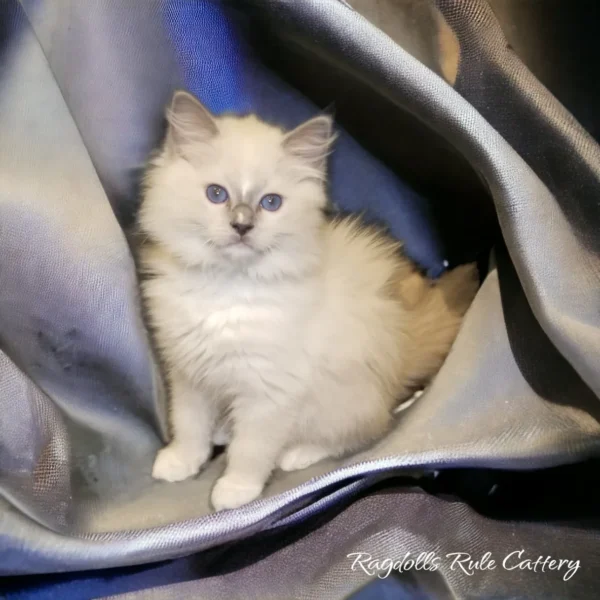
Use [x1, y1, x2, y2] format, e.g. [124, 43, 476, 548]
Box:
[137, 91, 478, 511]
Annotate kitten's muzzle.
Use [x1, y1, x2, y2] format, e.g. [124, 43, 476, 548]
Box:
[230, 203, 255, 237]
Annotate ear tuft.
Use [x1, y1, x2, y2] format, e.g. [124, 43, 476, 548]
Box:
[166, 90, 218, 155]
[282, 115, 336, 176]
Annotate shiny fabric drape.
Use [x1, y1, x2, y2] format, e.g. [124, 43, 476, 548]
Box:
[1, 1, 599, 598]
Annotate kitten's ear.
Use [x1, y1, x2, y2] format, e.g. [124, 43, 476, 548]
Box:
[282, 115, 336, 176]
[165, 90, 218, 156]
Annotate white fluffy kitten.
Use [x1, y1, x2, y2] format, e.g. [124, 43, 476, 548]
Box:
[137, 90, 478, 511]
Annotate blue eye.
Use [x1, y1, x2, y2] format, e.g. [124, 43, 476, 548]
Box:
[259, 194, 283, 211]
[206, 184, 229, 204]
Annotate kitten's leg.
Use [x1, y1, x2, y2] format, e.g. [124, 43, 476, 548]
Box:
[211, 401, 291, 511]
[212, 419, 231, 446]
[277, 444, 332, 472]
[152, 375, 214, 482]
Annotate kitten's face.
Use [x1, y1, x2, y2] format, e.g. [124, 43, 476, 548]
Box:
[141, 91, 335, 275]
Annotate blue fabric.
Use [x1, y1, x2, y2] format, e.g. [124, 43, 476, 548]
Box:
[3, 559, 195, 600]
[347, 576, 435, 600]
[162, 2, 249, 114]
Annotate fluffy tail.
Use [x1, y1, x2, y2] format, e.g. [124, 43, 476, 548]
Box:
[436, 263, 480, 316]
[396, 263, 479, 390]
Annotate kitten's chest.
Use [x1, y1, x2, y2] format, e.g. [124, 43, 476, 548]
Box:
[158, 274, 303, 364]
[186, 288, 286, 346]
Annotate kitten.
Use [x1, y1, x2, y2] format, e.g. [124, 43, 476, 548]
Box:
[136, 90, 478, 511]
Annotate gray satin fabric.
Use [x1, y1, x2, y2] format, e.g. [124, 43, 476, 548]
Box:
[101, 489, 600, 600]
[1, 0, 599, 597]
[0, 4, 165, 539]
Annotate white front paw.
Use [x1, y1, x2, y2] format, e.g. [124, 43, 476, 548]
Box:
[152, 444, 207, 482]
[211, 475, 263, 511]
